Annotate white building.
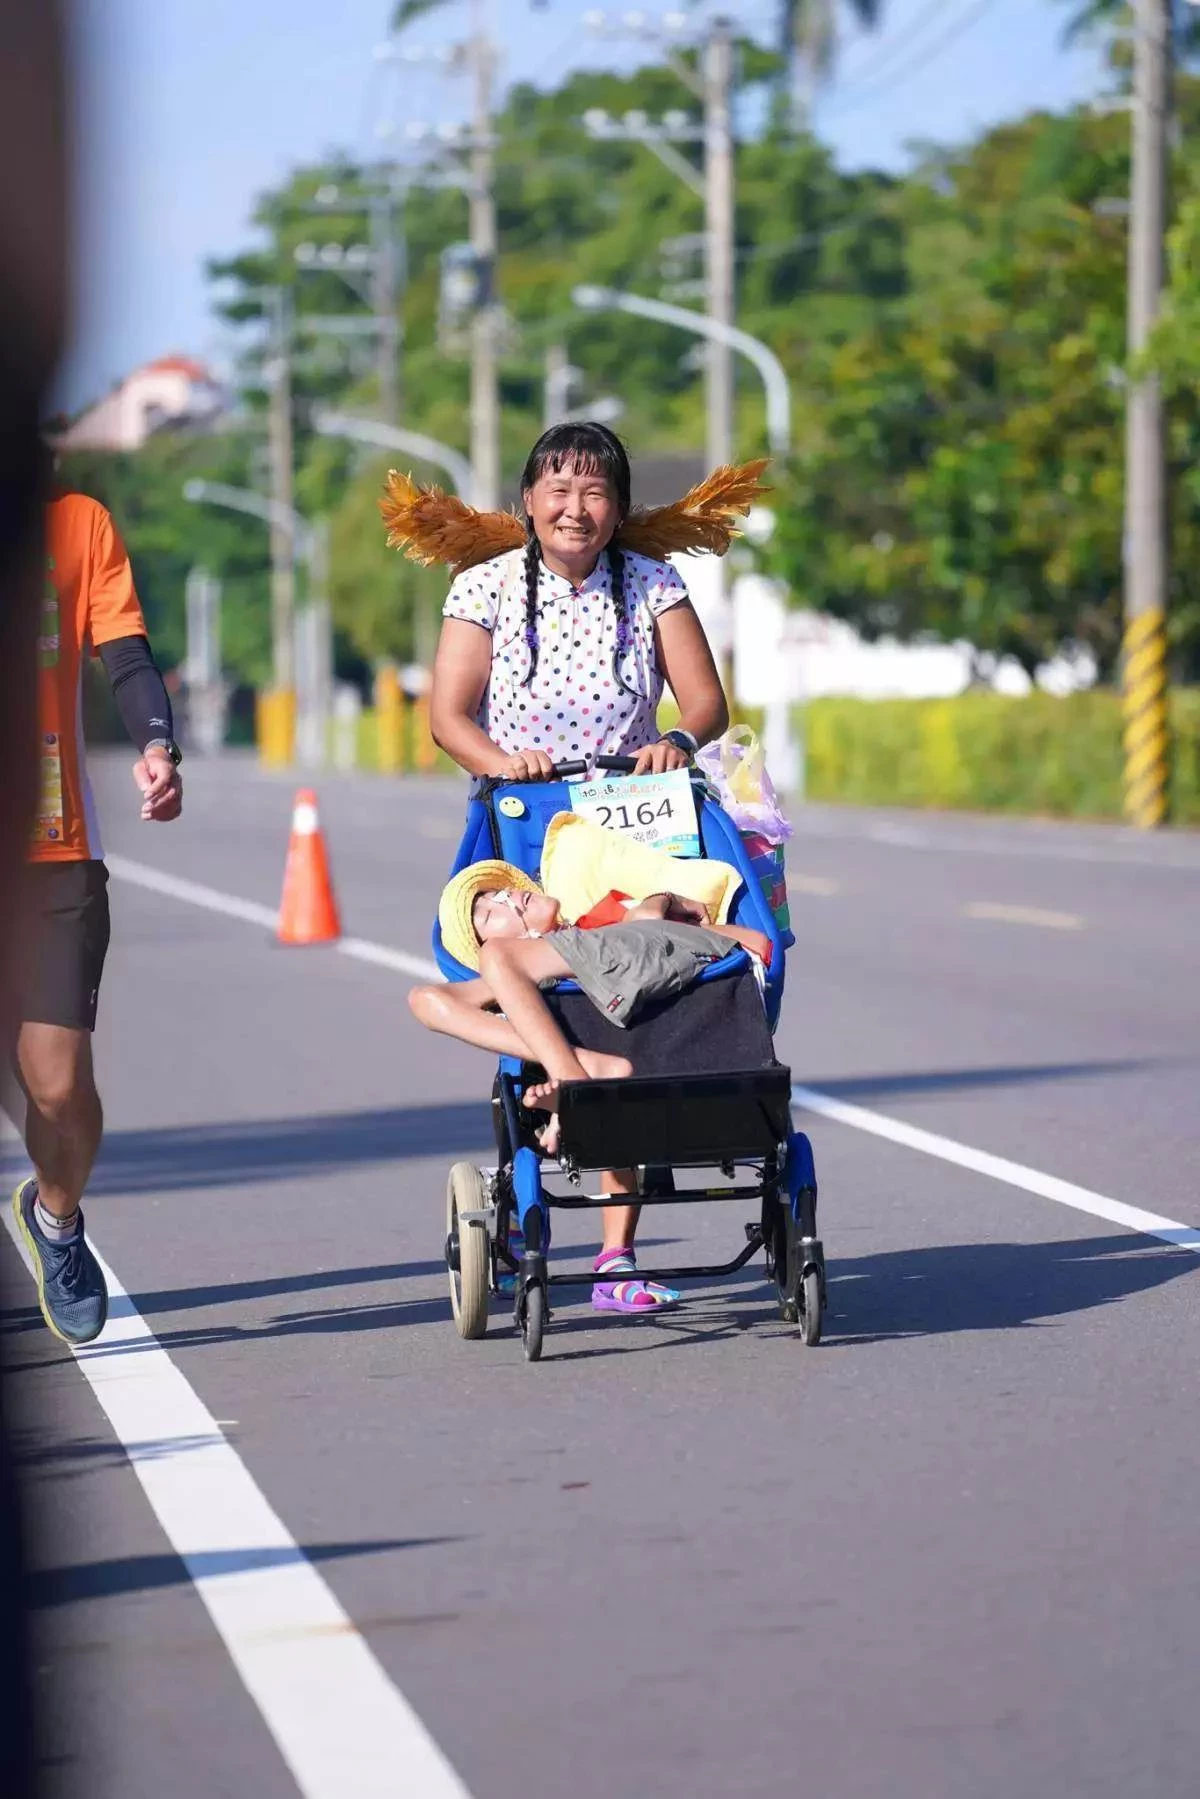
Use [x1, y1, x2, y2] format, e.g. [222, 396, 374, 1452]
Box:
[56, 355, 227, 453]
[678, 553, 1097, 705]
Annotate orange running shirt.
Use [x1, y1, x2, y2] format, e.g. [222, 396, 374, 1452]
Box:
[32, 492, 147, 863]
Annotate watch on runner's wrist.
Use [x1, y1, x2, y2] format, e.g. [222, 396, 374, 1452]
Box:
[145, 737, 183, 767]
[659, 728, 699, 758]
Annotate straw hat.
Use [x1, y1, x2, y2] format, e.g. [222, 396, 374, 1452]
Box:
[438, 859, 542, 972]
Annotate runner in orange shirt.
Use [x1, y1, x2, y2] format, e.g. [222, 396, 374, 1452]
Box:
[11, 475, 183, 1344]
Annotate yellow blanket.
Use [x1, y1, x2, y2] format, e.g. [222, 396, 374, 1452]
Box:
[540, 811, 742, 924]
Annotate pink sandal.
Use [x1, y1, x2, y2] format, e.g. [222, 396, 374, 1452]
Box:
[591, 1249, 681, 1315]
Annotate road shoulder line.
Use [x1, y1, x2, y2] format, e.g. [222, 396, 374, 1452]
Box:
[0, 1200, 470, 1799]
[790, 1084, 1200, 1255]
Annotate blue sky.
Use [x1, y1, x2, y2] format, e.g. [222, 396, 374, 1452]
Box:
[58, 0, 1104, 412]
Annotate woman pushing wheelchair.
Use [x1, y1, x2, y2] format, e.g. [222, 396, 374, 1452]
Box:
[381, 421, 770, 1314]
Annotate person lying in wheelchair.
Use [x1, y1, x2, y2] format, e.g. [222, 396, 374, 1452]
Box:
[409, 861, 772, 1314]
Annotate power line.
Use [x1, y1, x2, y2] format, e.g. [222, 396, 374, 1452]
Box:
[820, 0, 1000, 121]
[818, 0, 961, 102]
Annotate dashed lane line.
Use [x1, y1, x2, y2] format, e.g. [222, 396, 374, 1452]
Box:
[963, 900, 1084, 931]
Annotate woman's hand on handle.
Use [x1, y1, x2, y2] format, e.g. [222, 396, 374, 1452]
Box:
[491, 748, 558, 783]
[630, 739, 691, 778]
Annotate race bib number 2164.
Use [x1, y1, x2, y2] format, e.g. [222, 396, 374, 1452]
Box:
[568, 767, 701, 857]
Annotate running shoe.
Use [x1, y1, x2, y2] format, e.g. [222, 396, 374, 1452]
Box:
[12, 1179, 108, 1345]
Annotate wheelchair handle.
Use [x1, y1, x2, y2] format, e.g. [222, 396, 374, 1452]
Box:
[551, 756, 636, 777]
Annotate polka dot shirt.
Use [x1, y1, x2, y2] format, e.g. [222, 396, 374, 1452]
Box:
[442, 547, 689, 762]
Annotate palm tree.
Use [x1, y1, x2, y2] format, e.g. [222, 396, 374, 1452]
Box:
[781, 0, 884, 80]
[778, 0, 885, 121]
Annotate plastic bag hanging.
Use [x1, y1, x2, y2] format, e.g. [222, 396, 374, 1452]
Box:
[696, 725, 793, 846]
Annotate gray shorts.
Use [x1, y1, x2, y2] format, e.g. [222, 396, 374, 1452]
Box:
[547, 921, 735, 1028]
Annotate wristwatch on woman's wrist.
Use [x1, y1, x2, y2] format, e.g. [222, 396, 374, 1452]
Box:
[659, 728, 699, 758]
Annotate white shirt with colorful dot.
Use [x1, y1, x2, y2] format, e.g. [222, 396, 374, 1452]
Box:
[442, 546, 689, 762]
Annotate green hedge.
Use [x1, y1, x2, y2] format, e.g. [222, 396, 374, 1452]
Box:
[348, 689, 1200, 825]
[795, 689, 1200, 824]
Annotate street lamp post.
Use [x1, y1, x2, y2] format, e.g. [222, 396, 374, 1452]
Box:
[310, 408, 475, 499]
[572, 284, 791, 456]
[571, 285, 801, 795]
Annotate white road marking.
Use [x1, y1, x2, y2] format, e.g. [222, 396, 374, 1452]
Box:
[963, 901, 1083, 931]
[107, 855, 280, 930]
[107, 856, 438, 982]
[790, 812, 1200, 874]
[790, 1085, 1200, 1256]
[109, 854, 1198, 1259]
[0, 1210, 470, 1799]
[339, 935, 441, 981]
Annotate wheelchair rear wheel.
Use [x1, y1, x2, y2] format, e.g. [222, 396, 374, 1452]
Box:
[446, 1162, 490, 1339]
[766, 1187, 824, 1344]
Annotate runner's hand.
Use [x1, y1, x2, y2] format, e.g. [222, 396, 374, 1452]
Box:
[134, 748, 182, 822]
[631, 739, 690, 777]
[493, 749, 557, 783]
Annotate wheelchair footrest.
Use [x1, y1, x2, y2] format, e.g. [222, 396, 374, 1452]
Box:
[556, 1066, 792, 1169]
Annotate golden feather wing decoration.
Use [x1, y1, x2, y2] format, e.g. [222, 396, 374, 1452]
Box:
[616, 459, 770, 560]
[379, 470, 524, 577]
[379, 457, 771, 575]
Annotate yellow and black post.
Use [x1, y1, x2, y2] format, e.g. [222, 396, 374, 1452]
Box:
[1122, 608, 1169, 827]
[1121, 0, 1172, 828]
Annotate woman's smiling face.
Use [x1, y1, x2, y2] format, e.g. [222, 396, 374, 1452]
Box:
[523, 459, 623, 579]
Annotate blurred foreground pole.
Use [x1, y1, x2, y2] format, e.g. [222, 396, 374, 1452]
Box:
[1122, 0, 1171, 828]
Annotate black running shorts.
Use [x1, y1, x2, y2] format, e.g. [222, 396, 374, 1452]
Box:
[20, 861, 111, 1032]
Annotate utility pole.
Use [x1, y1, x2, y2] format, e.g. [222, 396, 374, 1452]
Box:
[543, 342, 575, 427]
[468, 0, 500, 508]
[1122, 0, 1171, 829]
[704, 16, 735, 477]
[369, 183, 402, 424]
[265, 287, 296, 707]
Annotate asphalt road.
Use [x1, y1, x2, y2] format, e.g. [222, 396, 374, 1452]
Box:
[4, 753, 1199, 1799]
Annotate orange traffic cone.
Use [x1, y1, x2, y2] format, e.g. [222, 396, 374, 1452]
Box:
[277, 789, 342, 945]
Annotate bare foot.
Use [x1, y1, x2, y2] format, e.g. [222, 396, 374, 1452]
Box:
[535, 1115, 562, 1156]
[522, 1055, 632, 1160]
[521, 1052, 632, 1118]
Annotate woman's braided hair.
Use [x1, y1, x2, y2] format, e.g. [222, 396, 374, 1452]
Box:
[519, 421, 636, 693]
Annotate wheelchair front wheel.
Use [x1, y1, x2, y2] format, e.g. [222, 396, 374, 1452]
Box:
[799, 1265, 823, 1346]
[520, 1283, 545, 1362]
[446, 1162, 490, 1339]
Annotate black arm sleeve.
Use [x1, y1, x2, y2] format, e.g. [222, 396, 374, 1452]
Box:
[97, 634, 174, 753]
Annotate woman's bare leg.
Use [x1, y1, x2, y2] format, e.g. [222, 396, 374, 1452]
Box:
[599, 1170, 640, 1255]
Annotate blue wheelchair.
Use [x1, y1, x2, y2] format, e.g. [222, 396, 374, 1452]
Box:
[434, 756, 826, 1362]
